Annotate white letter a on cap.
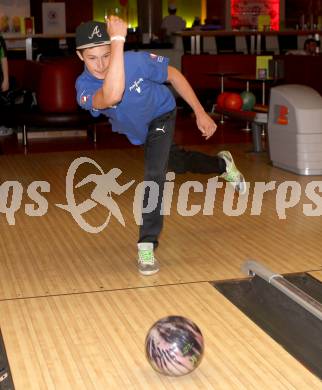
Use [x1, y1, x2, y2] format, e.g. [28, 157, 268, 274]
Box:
[89, 25, 102, 39]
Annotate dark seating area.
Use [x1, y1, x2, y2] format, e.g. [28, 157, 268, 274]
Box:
[277, 34, 298, 54]
[5, 50, 322, 151]
[215, 35, 239, 54]
[275, 54, 322, 94]
[181, 53, 322, 106]
[181, 54, 257, 90]
[181, 54, 259, 109]
[5, 56, 107, 147]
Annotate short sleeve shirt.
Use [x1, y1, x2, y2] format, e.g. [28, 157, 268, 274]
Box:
[76, 51, 176, 145]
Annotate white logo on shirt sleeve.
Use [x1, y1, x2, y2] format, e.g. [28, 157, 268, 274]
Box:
[150, 53, 164, 62]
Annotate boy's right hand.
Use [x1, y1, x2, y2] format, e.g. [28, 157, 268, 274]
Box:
[105, 15, 127, 39]
[1, 79, 9, 92]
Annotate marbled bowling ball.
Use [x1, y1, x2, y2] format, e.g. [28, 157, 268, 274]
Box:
[145, 315, 204, 376]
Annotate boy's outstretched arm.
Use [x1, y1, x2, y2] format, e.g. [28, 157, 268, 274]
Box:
[167, 65, 217, 140]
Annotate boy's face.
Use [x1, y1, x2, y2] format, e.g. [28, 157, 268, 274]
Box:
[77, 45, 111, 79]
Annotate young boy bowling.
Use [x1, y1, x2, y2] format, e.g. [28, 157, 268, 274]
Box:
[75, 17, 246, 276]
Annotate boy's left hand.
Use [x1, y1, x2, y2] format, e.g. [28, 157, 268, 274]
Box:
[195, 111, 217, 140]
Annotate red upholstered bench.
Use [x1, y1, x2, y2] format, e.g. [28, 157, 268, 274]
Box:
[5, 57, 106, 147]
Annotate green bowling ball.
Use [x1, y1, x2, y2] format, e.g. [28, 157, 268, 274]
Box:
[240, 91, 256, 111]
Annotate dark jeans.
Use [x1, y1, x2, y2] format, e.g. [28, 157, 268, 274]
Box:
[138, 109, 226, 248]
[139, 109, 176, 247]
[168, 144, 226, 174]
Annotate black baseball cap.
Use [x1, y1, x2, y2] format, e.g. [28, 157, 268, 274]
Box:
[76, 21, 110, 50]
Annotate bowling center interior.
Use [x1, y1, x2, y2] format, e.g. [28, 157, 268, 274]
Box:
[0, 0, 322, 389]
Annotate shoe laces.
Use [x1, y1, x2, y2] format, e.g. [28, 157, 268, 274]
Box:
[139, 249, 155, 265]
[224, 168, 240, 183]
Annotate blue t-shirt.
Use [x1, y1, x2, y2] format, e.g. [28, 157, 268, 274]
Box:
[76, 51, 176, 145]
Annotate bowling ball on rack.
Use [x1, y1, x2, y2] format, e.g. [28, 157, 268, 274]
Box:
[145, 315, 204, 376]
[216, 92, 231, 109]
[240, 91, 256, 111]
[224, 92, 243, 111]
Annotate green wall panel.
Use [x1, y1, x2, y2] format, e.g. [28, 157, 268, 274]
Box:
[94, 0, 201, 28]
[93, 0, 138, 27]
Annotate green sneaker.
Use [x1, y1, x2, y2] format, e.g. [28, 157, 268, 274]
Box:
[218, 151, 247, 195]
[138, 243, 159, 275]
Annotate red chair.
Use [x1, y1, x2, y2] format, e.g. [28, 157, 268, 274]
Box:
[5, 56, 106, 147]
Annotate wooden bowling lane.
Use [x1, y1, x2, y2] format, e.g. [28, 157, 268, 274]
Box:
[0, 282, 320, 389]
[0, 146, 322, 300]
[309, 271, 322, 282]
